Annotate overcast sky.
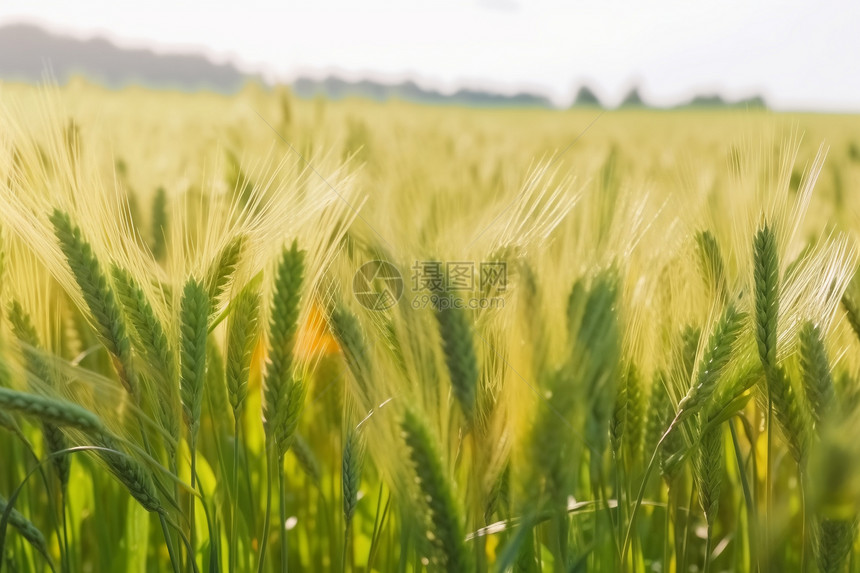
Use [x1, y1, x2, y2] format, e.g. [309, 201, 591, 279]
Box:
[1, 0, 858, 110]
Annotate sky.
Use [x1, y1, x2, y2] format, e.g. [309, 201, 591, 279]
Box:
[1, 0, 859, 111]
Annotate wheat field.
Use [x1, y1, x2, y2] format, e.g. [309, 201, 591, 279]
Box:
[2, 80, 860, 572]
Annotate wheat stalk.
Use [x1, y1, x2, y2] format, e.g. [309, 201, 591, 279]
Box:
[401, 409, 472, 571]
[111, 267, 174, 381]
[610, 370, 627, 458]
[676, 305, 746, 420]
[643, 371, 670, 475]
[696, 424, 723, 527]
[814, 519, 855, 573]
[0, 493, 51, 563]
[753, 224, 779, 373]
[773, 368, 811, 464]
[434, 306, 478, 425]
[573, 271, 621, 460]
[696, 230, 728, 299]
[262, 240, 305, 453]
[224, 280, 260, 573]
[259, 241, 305, 573]
[841, 293, 860, 343]
[798, 321, 834, 430]
[696, 422, 723, 573]
[625, 364, 644, 467]
[329, 304, 372, 400]
[206, 234, 246, 304]
[7, 300, 71, 487]
[179, 278, 209, 444]
[150, 186, 168, 261]
[50, 209, 139, 400]
[341, 426, 365, 571]
[0, 408, 21, 436]
[111, 265, 180, 446]
[95, 434, 164, 514]
[291, 433, 322, 486]
[226, 282, 260, 416]
[0, 387, 162, 513]
[0, 386, 104, 434]
[342, 428, 364, 526]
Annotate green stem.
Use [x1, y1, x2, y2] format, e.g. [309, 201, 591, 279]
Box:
[137, 418, 179, 573]
[623, 413, 681, 562]
[161, 512, 182, 573]
[60, 488, 69, 573]
[728, 419, 757, 572]
[189, 438, 198, 573]
[799, 469, 807, 572]
[703, 525, 712, 573]
[663, 486, 672, 573]
[342, 520, 351, 573]
[278, 454, 289, 573]
[367, 486, 390, 571]
[257, 448, 273, 573]
[230, 414, 241, 573]
[766, 397, 773, 570]
[613, 451, 625, 568]
[168, 453, 182, 571]
[680, 481, 695, 572]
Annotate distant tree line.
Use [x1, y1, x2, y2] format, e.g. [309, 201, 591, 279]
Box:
[571, 85, 767, 110]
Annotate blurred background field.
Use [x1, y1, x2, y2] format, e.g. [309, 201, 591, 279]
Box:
[3, 79, 860, 236]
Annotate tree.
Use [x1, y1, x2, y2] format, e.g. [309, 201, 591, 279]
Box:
[573, 85, 602, 107]
[620, 87, 645, 107]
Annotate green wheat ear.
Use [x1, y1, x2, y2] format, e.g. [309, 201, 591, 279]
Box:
[677, 304, 746, 420]
[291, 433, 322, 485]
[841, 292, 860, 343]
[206, 338, 229, 425]
[0, 388, 162, 514]
[643, 370, 669, 466]
[799, 321, 835, 429]
[50, 208, 138, 400]
[770, 366, 810, 465]
[0, 494, 52, 563]
[695, 229, 728, 299]
[206, 234, 246, 304]
[7, 300, 70, 489]
[342, 428, 365, 526]
[696, 423, 724, 528]
[753, 223, 779, 372]
[610, 369, 627, 458]
[95, 433, 164, 514]
[262, 240, 305, 454]
[573, 272, 622, 456]
[645, 371, 682, 482]
[815, 519, 856, 573]
[751, 227, 811, 464]
[150, 186, 168, 261]
[226, 282, 261, 415]
[111, 266, 174, 379]
[0, 408, 22, 437]
[111, 266, 179, 442]
[329, 304, 372, 395]
[625, 363, 644, 464]
[401, 409, 472, 571]
[275, 378, 306, 459]
[434, 305, 478, 425]
[680, 324, 701, 379]
[180, 277, 209, 444]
